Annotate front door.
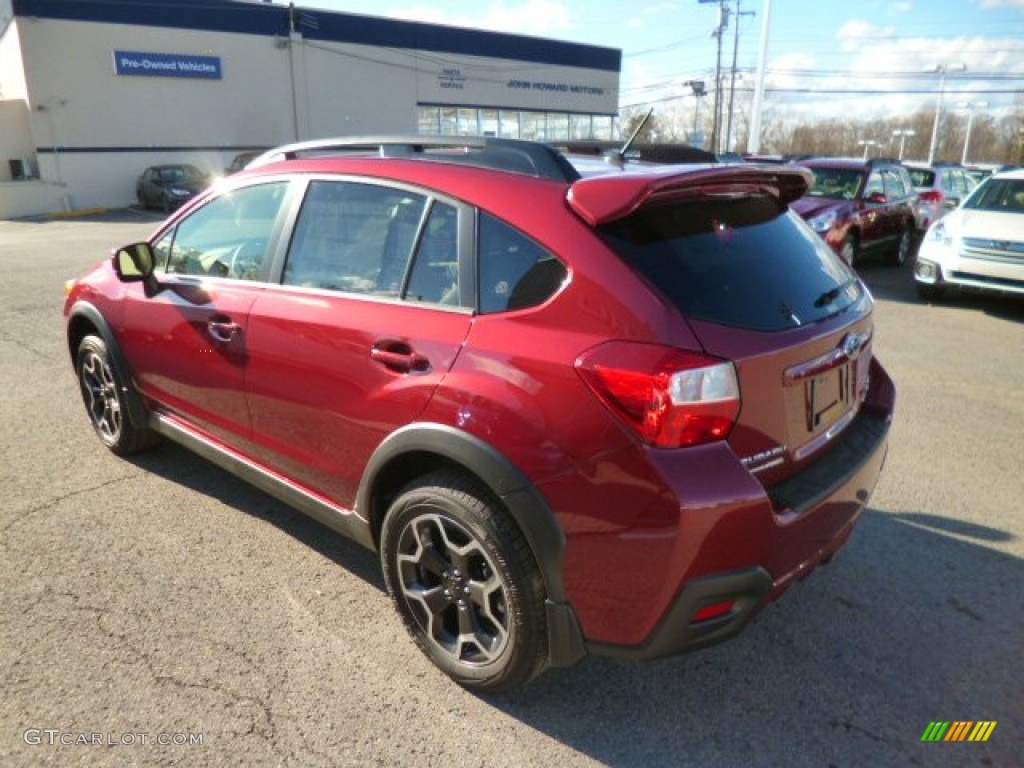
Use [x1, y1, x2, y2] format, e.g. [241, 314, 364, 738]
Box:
[117, 181, 290, 447]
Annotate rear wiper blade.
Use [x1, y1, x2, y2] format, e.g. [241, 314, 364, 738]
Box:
[814, 279, 856, 308]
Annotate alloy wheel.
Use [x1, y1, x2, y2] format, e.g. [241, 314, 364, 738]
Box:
[79, 349, 122, 443]
[393, 512, 510, 666]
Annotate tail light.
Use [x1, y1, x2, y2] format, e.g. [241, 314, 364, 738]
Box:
[575, 341, 740, 448]
[918, 190, 944, 204]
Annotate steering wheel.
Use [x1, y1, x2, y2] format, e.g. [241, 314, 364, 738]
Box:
[226, 239, 266, 279]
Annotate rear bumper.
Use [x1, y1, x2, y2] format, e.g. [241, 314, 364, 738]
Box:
[588, 567, 772, 660]
[556, 359, 894, 659]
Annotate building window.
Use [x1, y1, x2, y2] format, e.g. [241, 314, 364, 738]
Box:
[570, 114, 592, 140]
[418, 106, 440, 134]
[457, 108, 479, 135]
[417, 105, 614, 142]
[479, 109, 499, 137]
[439, 107, 458, 135]
[499, 111, 520, 138]
[547, 113, 569, 141]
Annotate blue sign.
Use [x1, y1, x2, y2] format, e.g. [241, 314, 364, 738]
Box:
[113, 50, 222, 80]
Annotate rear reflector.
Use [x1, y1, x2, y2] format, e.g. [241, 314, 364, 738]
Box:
[575, 342, 740, 448]
[691, 600, 735, 623]
[918, 190, 944, 203]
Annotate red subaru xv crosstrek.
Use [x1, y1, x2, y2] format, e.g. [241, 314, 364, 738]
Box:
[64, 137, 894, 692]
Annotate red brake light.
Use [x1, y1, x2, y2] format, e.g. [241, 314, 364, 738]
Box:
[918, 190, 944, 203]
[575, 342, 740, 448]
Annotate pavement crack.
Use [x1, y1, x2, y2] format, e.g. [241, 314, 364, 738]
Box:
[947, 596, 984, 623]
[0, 474, 137, 542]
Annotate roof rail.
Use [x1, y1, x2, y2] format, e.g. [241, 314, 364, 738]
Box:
[245, 135, 581, 182]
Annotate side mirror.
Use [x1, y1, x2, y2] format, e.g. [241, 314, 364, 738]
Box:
[112, 242, 161, 296]
[866, 192, 887, 204]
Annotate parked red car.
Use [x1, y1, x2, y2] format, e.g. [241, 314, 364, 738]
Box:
[65, 137, 894, 692]
[792, 157, 917, 266]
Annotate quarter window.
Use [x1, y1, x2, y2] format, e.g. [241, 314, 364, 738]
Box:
[477, 213, 566, 313]
[159, 182, 287, 280]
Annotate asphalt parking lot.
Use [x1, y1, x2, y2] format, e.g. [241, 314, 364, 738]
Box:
[1, 211, 1021, 767]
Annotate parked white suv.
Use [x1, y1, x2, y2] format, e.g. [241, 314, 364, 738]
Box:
[914, 167, 1024, 301]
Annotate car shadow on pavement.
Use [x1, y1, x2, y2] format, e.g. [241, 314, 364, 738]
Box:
[122, 443, 1019, 766]
[485, 507, 1020, 766]
[124, 441, 386, 592]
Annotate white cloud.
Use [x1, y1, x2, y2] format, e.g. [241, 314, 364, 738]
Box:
[977, 0, 1024, 7]
[836, 20, 897, 54]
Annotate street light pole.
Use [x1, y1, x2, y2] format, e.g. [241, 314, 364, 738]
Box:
[925, 63, 966, 165]
[959, 101, 988, 166]
[686, 80, 707, 148]
[858, 139, 878, 160]
[892, 128, 915, 161]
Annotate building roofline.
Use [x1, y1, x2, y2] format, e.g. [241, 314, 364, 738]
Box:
[12, 0, 621, 72]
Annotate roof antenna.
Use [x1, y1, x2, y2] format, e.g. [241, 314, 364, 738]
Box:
[609, 108, 653, 168]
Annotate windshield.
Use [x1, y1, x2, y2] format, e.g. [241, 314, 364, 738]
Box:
[601, 194, 863, 332]
[803, 167, 862, 201]
[159, 166, 206, 183]
[964, 178, 1024, 212]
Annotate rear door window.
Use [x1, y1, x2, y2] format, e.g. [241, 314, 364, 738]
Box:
[600, 195, 862, 332]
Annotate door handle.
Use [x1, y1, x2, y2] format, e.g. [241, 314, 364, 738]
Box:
[371, 342, 430, 374]
[207, 318, 242, 343]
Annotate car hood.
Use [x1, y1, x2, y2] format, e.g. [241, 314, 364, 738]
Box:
[943, 208, 1024, 240]
[790, 196, 844, 218]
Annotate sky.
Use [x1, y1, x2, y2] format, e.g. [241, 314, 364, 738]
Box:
[301, 0, 1024, 129]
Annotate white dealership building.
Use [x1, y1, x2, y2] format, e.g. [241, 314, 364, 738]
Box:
[0, 0, 620, 217]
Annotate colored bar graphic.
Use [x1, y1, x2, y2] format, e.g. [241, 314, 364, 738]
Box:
[969, 722, 997, 742]
[921, 721, 996, 742]
[945, 721, 972, 741]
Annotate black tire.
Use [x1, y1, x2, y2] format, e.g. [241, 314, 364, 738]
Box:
[380, 469, 548, 692]
[76, 335, 159, 456]
[916, 281, 946, 303]
[889, 226, 912, 267]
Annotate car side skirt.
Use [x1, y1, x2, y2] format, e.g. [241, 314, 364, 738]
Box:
[149, 411, 376, 551]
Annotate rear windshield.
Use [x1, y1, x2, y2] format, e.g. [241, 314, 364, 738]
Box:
[908, 169, 936, 187]
[600, 194, 863, 331]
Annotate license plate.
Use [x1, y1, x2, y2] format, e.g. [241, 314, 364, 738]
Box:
[804, 362, 853, 433]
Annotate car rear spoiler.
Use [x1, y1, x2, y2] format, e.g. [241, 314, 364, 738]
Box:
[567, 164, 813, 226]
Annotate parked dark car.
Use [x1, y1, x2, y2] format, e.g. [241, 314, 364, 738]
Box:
[66, 136, 894, 692]
[791, 157, 917, 266]
[224, 150, 267, 175]
[135, 164, 210, 211]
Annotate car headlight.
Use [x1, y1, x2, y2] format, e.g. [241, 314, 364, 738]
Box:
[807, 209, 837, 233]
[926, 220, 953, 248]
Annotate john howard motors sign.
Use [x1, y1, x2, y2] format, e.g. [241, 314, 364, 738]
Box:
[113, 51, 222, 80]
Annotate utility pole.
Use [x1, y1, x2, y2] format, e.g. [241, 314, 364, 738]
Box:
[699, 0, 729, 155]
[725, 0, 755, 154]
[747, 0, 773, 154]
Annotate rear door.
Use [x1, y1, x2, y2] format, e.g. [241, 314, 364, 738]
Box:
[244, 179, 474, 506]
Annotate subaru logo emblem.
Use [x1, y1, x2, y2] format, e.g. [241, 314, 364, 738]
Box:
[841, 331, 869, 360]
